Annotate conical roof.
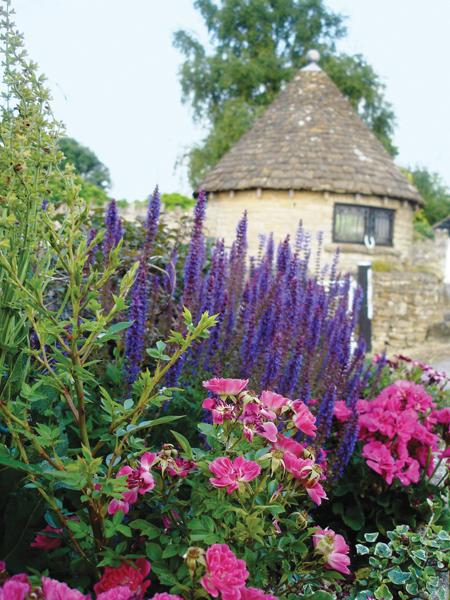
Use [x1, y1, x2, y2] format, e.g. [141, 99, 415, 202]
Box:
[199, 61, 422, 204]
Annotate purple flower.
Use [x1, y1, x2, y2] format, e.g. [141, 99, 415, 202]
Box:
[103, 199, 123, 259]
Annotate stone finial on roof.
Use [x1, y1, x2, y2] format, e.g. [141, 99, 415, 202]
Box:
[302, 49, 321, 72]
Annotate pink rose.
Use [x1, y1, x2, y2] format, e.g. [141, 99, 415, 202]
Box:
[203, 378, 249, 396]
[97, 587, 134, 600]
[41, 577, 90, 599]
[94, 559, 151, 598]
[200, 544, 249, 600]
[31, 525, 63, 551]
[151, 595, 183, 600]
[291, 401, 317, 437]
[260, 391, 289, 412]
[0, 580, 30, 600]
[313, 528, 351, 575]
[240, 588, 278, 600]
[209, 456, 261, 494]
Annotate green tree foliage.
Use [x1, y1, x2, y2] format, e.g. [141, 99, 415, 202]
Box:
[174, 0, 397, 186]
[58, 136, 111, 190]
[410, 167, 450, 226]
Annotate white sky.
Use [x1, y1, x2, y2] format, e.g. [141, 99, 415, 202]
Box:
[12, 0, 450, 200]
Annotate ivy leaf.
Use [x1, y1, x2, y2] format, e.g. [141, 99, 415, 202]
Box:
[364, 532, 379, 543]
[374, 542, 392, 558]
[356, 544, 370, 555]
[387, 568, 411, 585]
[374, 584, 393, 600]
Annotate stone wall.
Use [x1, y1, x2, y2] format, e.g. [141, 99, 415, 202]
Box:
[206, 188, 415, 272]
[409, 230, 449, 281]
[372, 271, 444, 351]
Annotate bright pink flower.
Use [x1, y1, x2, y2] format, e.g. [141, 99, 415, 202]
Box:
[108, 454, 156, 516]
[333, 401, 352, 423]
[260, 391, 289, 412]
[166, 457, 196, 478]
[291, 401, 317, 437]
[30, 525, 63, 551]
[432, 407, 450, 426]
[313, 528, 351, 575]
[209, 456, 261, 494]
[395, 457, 420, 486]
[203, 397, 237, 424]
[200, 544, 249, 600]
[0, 580, 30, 600]
[151, 594, 183, 600]
[41, 577, 90, 600]
[362, 441, 396, 485]
[258, 421, 278, 443]
[306, 481, 328, 506]
[97, 587, 133, 600]
[94, 559, 151, 598]
[240, 588, 278, 600]
[271, 434, 304, 458]
[441, 447, 450, 460]
[203, 378, 248, 396]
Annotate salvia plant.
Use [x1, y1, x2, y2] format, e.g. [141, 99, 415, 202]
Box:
[107, 189, 366, 478]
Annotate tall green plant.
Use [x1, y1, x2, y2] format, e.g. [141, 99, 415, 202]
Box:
[0, 0, 63, 402]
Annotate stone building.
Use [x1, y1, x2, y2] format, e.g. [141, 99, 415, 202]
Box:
[199, 51, 423, 271]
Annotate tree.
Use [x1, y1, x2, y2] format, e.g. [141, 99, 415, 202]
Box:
[407, 166, 450, 238]
[174, 0, 397, 186]
[58, 136, 111, 190]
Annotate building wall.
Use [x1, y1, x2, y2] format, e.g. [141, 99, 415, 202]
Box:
[205, 189, 415, 272]
[372, 271, 445, 351]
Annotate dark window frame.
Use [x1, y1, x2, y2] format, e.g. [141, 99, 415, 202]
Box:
[332, 203, 395, 247]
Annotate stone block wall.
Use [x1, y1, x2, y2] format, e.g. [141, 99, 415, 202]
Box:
[372, 271, 444, 351]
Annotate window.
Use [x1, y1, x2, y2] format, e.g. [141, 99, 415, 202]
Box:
[333, 203, 394, 246]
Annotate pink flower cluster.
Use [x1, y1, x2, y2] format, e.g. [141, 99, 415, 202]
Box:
[200, 544, 277, 600]
[358, 380, 446, 486]
[271, 434, 327, 505]
[94, 559, 151, 599]
[312, 528, 351, 575]
[202, 379, 317, 442]
[209, 456, 261, 494]
[108, 453, 156, 516]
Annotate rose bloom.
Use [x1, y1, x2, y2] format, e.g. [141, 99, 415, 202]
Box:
[291, 401, 317, 437]
[240, 588, 279, 600]
[0, 580, 30, 600]
[97, 587, 135, 600]
[108, 453, 156, 516]
[30, 525, 62, 551]
[200, 544, 249, 600]
[41, 577, 90, 600]
[313, 528, 351, 575]
[260, 391, 289, 412]
[94, 559, 151, 598]
[203, 378, 249, 396]
[209, 456, 261, 494]
[151, 595, 184, 600]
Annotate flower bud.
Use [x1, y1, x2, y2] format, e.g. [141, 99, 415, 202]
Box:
[184, 546, 205, 577]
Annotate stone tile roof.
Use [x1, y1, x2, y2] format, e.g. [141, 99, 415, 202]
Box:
[199, 67, 422, 205]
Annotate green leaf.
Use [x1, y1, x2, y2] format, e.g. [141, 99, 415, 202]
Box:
[0, 454, 43, 475]
[302, 592, 333, 600]
[374, 584, 392, 600]
[96, 321, 133, 343]
[356, 544, 370, 555]
[374, 542, 392, 558]
[364, 532, 379, 543]
[171, 430, 194, 460]
[387, 568, 411, 585]
[342, 502, 365, 531]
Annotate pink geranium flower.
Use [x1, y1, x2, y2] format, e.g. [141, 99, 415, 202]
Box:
[313, 528, 351, 575]
[291, 401, 317, 437]
[333, 401, 352, 423]
[203, 378, 249, 396]
[240, 588, 278, 600]
[260, 391, 289, 412]
[94, 560, 151, 598]
[41, 577, 90, 600]
[362, 441, 396, 485]
[200, 544, 249, 600]
[0, 580, 30, 600]
[209, 456, 261, 494]
[30, 525, 63, 551]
